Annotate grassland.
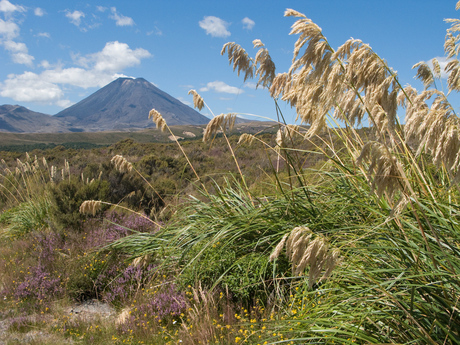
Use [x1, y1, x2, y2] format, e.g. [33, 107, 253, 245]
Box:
[1, 3, 460, 344]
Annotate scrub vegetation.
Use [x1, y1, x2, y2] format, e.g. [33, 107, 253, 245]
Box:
[1, 3, 460, 344]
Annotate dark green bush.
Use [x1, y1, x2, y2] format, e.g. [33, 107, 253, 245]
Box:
[50, 177, 111, 230]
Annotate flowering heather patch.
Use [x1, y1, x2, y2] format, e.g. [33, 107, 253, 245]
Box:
[13, 264, 63, 303]
[2, 232, 65, 308]
[117, 283, 186, 336]
[84, 211, 158, 248]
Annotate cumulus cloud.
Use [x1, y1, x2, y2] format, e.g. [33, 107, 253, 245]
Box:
[0, 16, 34, 66]
[242, 17, 255, 30]
[0, 0, 24, 13]
[65, 10, 85, 27]
[85, 41, 151, 72]
[4, 40, 34, 65]
[0, 18, 19, 39]
[109, 7, 134, 26]
[200, 81, 242, 94]
[199, 16, 230, 38]
[0, 41, 152, 107]
[1, 72, 64, 102]
[244, 82, 257, 89]
[34, 7, 45, 16]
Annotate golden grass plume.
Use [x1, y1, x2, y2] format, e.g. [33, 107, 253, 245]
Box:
[188, 89, 205, 111]
[271, 226, 340, 288]
[221, 42, 254, 81]
[111, 155, 133, 173]
[203, 113, 236, 142]
[149, 108, 167, 132]
[79, 200, 102, 216]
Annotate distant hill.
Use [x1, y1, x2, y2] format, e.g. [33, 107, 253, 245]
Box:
[54, 77, 210, 132]
[0, 105, 69, 133]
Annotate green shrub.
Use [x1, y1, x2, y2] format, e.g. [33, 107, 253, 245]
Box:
[50, 177, 110, 230]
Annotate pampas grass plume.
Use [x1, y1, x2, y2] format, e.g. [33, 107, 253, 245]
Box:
[149, 108, 167, 132]
[79, 200, 102, 216]
[269, 233, 289, 262]
[203, 113, 236, 142]
[111, 155, 133, 173]
[188, 89, 205, 111]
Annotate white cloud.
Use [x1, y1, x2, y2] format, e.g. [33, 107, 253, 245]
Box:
[65, 10, 85, 27]
[109, 7, 134, 26]
[242, 17, 255, 30]
[96, 6, 107, 12]
[56, 99, 74, 108]
[199, 16, 230, 38]
[0, 10, 34, 66]
[3, 40, 34, 65]
[200, 81, 243, 94]
[39, 60, 51, 69]
[0, 18, 19, 39]
[90, 41, 151, 72]
[0, 0, 24, 13]
[36, 32, 50, 38]
[0, 41, 152, 106]
[1, 72, 64, 102]
[244, 82, 257, 89]
[34, 7, 45, 16]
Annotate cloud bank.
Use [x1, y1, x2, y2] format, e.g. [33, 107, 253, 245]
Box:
[0, 41, 151, 106]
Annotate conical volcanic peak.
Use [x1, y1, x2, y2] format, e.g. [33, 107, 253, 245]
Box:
[55, 77, 210, 132]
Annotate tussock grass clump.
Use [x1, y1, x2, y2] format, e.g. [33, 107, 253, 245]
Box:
[108, 2, 460, 343]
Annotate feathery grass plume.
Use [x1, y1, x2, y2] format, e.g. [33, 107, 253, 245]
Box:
[432, 58, 441, 79]
[202, 113, 236, 142]
[149, 108, 167, 132]
[285, 226, 311, 262]
[188, 89, 205, 111]
[237, 133, 256, 146]
[276, 124, 301, 148]
[400, 86, 460, 180]
[252, 39, 276, 88]
[269, 233, 289, 262]
[111, 154, 133, 173]
[79, 200, 102, 216]
[50, 165, 56, 182]
[356, 141, 404, 198]
[446, 59, 460, 92]
[413, 61, 436, 89]
[221, 42, 254, 81]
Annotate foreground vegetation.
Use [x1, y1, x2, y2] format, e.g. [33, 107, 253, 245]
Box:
[2, 3, 460, 344]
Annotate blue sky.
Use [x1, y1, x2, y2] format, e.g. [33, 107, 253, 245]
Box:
[0, 0, 458, 123]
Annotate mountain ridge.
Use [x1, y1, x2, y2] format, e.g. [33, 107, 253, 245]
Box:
[54, 77, 210, 132]
[0, 78, 210, 133]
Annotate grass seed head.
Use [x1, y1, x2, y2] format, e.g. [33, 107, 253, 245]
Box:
[203, 113, 236, 142]
[111, 155, 133, 173]
[79, 200, 102, 216]
[188, 89, 205, 111]
[221, 42, 254, 81]
[149, 108, 167, 132]
[237, 133, 256, 146]
[269, 233, 289, 262]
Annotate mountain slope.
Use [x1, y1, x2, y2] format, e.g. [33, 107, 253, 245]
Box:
[0, 105, 69, 133]
[55, 77, 210, 131]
